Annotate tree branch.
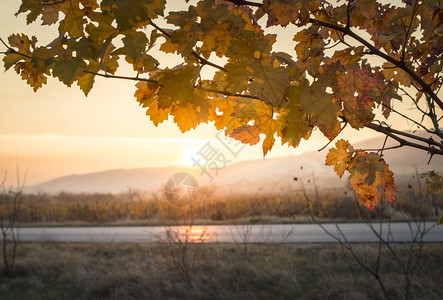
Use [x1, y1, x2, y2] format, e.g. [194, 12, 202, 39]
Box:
[308, 17, 443, 111]
[224, 0, 442, 110]
[365, 123, 443, 157]
[381, 103, 436, 135]
[0, 38, 32, 59]
[148, 19, 227, 72]
[83, 70, 260, 100]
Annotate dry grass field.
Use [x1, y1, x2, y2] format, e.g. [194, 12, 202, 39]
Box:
[1, 242, 442, 300]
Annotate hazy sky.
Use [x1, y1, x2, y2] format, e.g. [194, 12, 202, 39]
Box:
[0, 1, 419, 186]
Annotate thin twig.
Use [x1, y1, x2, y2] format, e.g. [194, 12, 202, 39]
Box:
[401, 0, 419, 63]
[317, 122, 347, 152]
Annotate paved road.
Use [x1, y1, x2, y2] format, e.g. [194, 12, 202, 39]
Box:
[14, 222, 443, 243]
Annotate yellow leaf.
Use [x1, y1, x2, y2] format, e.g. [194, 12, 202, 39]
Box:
[173, 102, 204, 133]
[146, 100, 169, 126]
[325, 139, 354, 178]
[134, 81, 159, 107]
[201, 23, 232, 57]
[260, 118, 281, 157]
[14, 61, 47, 91]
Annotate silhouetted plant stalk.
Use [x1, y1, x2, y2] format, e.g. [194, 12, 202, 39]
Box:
[160, 186, 207, 289]
[0, 169, 26, 277]
[298, 174, 433, 300]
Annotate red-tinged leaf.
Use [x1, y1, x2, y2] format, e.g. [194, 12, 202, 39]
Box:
[336, 66, 379, 129]
[382, 163, 397, 203]
[348, 152, 397, 211]
[229, 125, 260, 146]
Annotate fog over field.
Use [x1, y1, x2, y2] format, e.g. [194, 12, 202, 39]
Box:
[25, 134, 443, 195]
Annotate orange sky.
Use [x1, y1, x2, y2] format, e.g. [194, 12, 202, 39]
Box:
[0, 2, 419, 186]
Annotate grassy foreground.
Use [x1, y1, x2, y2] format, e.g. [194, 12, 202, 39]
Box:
[0, 242, 442, 300]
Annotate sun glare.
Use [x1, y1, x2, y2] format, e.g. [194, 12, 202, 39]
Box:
[174, 147, 202, 167]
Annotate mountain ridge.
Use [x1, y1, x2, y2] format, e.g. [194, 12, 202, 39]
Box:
[26, 134, 443, 194]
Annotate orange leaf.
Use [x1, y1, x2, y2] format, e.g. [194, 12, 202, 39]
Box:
[325, 139, 354, 178]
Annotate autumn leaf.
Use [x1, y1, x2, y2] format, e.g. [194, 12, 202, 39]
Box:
[201, 23, 232, 57]
[229, 125, 261, 146]
[5, 0, 442, 214]
[157, 65, 196, 109]
[58, 1, 86, 37]
[14, 61, 47, 91]
[77, 61, 100, 96]
[260, 117, 281, 156]
[263, 0, 310, 26]
[209, 97, 241, 132]
[172, 102, 205, 133]
[52, 57, 84, 87]
[382, 62, 411, 87]
[335, 66, 378, 129]
[16, 0, 42, 24]
[350, 153, 385, 186]
[146, 99, 170, 126]
[134, 81, 159, 107]
[348, 152, 397, 210]
[249, 62, 290, 107]
[300, 81, 341, 140]
[325, 139, 354, 178]
[279, 85, 312, 148]
[101, 0, 165, 31]
[420, 171, 443, 193]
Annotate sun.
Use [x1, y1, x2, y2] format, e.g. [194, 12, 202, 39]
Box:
[174, 147, 202, 167]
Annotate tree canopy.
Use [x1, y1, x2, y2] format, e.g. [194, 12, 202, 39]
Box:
[2, 0, 442, 211]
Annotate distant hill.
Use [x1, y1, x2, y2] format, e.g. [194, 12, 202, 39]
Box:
[25, 134, 443, 195]
[26, 167, 181, 194]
